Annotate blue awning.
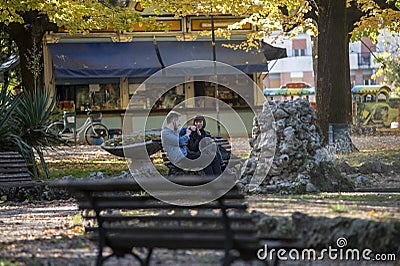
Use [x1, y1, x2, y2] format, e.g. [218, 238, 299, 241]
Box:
[48, 40, 287, 79]
[157, 40, 286, 74]
[48, 42, 163, 79]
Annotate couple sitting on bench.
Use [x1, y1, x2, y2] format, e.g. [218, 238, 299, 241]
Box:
[161, 111, 223, 176]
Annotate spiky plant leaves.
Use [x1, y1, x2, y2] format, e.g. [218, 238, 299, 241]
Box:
[13, 88, 64, 178]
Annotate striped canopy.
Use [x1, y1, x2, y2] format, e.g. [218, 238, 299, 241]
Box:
[264, 87, 315, 96]
[351, 85, 391, 95]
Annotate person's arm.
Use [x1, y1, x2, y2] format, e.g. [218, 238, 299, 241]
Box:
[162, 128, 189, 147]
[161, 129, 179, 147]
[179, 134, 190, 146]
[178, 126, 191, 146]
[179, 126, 188, 136]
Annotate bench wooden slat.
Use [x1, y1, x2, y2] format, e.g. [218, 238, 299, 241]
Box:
[83, 214, 254, 223]
[0, 159, 26, 164]
[0, 152, 24, 158]
[0, 181, 42, 187]
[0, 179, 32, 184]
[0, 161, 27, 165]
[78, 200, 248, 210]
[55, 177, 228, 191]
[0, 167, 29, 173]
[87, 227, 257, 235]
[0, 151, 32, 184]
[77, 190, 245, 202]
[103, 234, 260, 250]
[78, 198, 246, 208]
[0, 175, 32, 183]
[0, 173, 31, 179]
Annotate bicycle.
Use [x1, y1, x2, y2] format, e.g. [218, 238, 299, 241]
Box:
[47, 109, 109, 145]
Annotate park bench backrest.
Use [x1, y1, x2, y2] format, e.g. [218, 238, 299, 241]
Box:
[55, 177, 260, 265]
[160, 137, 235, 175]
[0, 151, 31, 183]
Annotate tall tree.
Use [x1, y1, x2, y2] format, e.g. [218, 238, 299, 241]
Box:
[140, 0, 400, 142]
[301, 0, 399, 141]
[0, 0, 149, 92]
[315, 0, 349, 140]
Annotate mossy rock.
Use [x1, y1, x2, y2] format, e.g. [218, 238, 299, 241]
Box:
[310, 161, 354, 192]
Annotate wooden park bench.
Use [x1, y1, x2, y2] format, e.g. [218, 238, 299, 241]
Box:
[0, 151, 39, 201]
[212, 136, 243, 167]
[0, 151, 32, 184]
[161, 137, 243, 176]
[52, 177, 302, 266]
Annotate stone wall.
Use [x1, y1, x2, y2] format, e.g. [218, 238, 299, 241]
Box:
[253, 211, 400, 255]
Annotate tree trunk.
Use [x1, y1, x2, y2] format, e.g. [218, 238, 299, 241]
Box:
[311, 35, 318, 94]
[6, 12, 57, 93]
[344, 34, 353, 125]
[8, 23, 38, 92]
[316, 0, 351, 145]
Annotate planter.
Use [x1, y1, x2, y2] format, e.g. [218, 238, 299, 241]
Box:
[101, 139, 162, 158]
[101, 129, 162, 158]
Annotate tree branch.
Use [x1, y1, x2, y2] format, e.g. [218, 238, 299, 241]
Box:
[373, 0, 399, 10]
[279, 3, 318, 32]
[346, 1, 364, 33]
[346, 0, 399, 34]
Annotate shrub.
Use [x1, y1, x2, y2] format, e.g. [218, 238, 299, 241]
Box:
[0, 86, 20, 151]
[0, 85, 63, 178]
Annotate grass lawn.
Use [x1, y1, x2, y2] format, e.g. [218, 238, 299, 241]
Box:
[336, 149, 400, 168]
[38, 153, 169, 180]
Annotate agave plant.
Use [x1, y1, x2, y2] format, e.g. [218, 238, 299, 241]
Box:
[11, 87, 64, 178]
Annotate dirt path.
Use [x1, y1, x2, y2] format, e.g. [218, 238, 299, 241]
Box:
[350, 134, 400, 151]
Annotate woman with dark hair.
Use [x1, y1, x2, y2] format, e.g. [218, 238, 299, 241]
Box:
[186, 115, 222, 176]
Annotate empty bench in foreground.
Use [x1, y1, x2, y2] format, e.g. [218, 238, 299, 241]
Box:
[52, 177, 302, 266]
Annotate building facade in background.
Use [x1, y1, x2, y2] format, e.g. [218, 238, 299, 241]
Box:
[263, 33, 385, 89]
[43, 13, 286, 135]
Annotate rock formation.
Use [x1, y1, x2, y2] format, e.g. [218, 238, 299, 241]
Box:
[238, 98, 354, 193]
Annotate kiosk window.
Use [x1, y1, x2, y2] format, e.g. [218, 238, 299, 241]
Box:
[129, 83, 185, 110]
[74, 83, 120, 111]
